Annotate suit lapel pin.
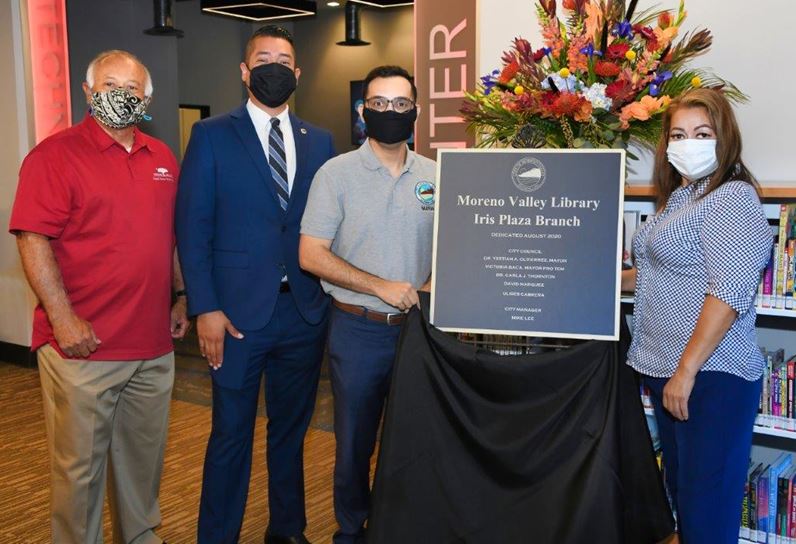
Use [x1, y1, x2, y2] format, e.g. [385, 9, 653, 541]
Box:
[300, 127, 307, 135]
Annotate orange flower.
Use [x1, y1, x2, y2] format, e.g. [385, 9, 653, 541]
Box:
[654, 26, 679, 50]
[567, 35, 591, 73]
[658, 11, 672, 29]
[584, 1, 602, 41]
[542, 20, 565, 59]
[619, 95, 668, 128]
[594, 61, 621, 77]
[499, 59, 520, 84]
[549, 92, 593, 122]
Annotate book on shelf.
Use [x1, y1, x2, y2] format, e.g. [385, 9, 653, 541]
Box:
[769, 454, 791, 542]
[788, 473, 796, 543]
[776, 466, 796, 542]
[758, 348, 794, 431]
[763, 244, 775, 309]
[741, 454, 796, 543]
[740, 453, 796, 543]
[759, 465, 771, 542]
[758, 204, 796, 312]
[781, 205, 796, 310]
[748, 463, 764, 541]
[787, 238, 796, 311]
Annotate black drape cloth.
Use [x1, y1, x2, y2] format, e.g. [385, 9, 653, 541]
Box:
[368, 294, 673, 543]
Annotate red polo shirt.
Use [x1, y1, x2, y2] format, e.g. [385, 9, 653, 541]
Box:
[9, 115, 179, 360]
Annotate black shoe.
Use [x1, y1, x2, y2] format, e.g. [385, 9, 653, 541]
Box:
[264, 529, 311, 544]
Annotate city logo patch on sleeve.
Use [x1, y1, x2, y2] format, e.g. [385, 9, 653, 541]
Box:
[415, 181, 435, 210]
[153, 167, 175, 182]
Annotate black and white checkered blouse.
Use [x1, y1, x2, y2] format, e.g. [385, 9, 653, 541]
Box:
[627, 178, 773, 381]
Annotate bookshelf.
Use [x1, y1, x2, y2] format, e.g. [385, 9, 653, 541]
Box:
[625, 188, 796, 544]
[643, 407, 796, 441]
[625, 194, 796, 444]
[624, 294, 796, 320]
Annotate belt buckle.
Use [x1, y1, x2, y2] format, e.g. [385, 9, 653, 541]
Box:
[386, 312, 402, 326]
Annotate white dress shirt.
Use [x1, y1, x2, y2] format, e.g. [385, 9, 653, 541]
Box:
[246, 99, 297, 194]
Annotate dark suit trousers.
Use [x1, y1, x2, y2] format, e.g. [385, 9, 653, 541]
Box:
[198, 292, 326, 543]
[327, 306, 403, 544]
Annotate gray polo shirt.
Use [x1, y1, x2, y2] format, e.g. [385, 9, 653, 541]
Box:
[301, 139, 436, 313]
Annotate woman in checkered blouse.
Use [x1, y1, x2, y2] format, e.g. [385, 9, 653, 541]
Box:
[622, 88, 773, 544]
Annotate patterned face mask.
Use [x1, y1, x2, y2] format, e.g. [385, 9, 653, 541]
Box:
[90, 88, 151, 129]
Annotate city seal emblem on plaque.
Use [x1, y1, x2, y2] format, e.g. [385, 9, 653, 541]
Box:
[510, 157, 546, 193]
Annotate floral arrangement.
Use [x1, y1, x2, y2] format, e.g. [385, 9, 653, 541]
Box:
[461, 0, 745, 156]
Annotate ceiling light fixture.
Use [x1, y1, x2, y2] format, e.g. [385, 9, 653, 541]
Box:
[348, 0, 413, 7]
[200, 1, 317, 22]
[144, 0, 184, 37]
[327, 1, 341, 5]
[337, 2, 369, 46]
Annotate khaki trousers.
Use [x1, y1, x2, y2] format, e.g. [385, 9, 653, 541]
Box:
[37, 344, 174, 544]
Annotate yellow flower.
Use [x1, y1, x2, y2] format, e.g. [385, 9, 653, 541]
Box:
[559, 67, 571, 78]
[514, 85, 525, 95]
[661, 95, 672, 107]
[625, 50, 637, 62]
[691, 76, 702, 88]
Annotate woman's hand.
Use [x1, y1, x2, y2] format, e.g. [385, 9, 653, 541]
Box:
[661, 296, 737, 422]
[663, 368, 697, 421]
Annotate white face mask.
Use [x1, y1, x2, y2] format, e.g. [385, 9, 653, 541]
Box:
[666, 139, 718, 181]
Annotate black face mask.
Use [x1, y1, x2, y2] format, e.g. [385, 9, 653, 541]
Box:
[363, 108, 417, 145]
[247, 63, 297, 108]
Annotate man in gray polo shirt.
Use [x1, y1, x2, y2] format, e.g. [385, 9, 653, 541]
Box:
[299, 65, 435, 544]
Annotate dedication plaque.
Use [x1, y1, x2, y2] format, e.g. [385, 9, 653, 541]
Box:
[430, 149, 625, 340]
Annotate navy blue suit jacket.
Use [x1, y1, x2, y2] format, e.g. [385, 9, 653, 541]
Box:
[175, 104, 335, 331]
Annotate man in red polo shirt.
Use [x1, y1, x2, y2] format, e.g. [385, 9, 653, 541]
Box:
[9, 49, 189, 544]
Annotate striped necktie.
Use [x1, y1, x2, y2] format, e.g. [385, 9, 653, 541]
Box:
[268, 117, 289, 211]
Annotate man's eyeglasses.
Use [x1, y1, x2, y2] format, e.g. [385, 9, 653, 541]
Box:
[364, 96, 416, 114]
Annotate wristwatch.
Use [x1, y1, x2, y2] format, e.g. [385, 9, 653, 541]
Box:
[175, 289, 187, 298]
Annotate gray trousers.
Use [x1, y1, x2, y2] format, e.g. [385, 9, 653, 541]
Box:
[37, 344, 174, 544]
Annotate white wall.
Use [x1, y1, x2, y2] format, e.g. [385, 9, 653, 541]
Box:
[478, 0, 795, 185]
[0, 0, 35, 346]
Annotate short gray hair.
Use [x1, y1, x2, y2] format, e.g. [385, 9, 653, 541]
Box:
[85, 50, 153, 97]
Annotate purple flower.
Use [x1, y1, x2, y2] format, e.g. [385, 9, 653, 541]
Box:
[579, 43, 602, 57]
[481, 71, 499, 95]
[612, 20, 634, 40]
[649, 71, 673, 96]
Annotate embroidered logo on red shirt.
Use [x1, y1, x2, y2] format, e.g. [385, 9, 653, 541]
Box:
[153, 167, 175, 182]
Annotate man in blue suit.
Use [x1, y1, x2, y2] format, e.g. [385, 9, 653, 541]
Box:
[175, 25, 335, 544]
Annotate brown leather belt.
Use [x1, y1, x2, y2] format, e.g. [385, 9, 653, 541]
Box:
[332, 299, 406, 326]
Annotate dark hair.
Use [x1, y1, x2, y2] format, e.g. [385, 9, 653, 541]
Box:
[363, 65, 417, 101]
[653, 88, 758, 210]
[245, 25, 295, 61]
